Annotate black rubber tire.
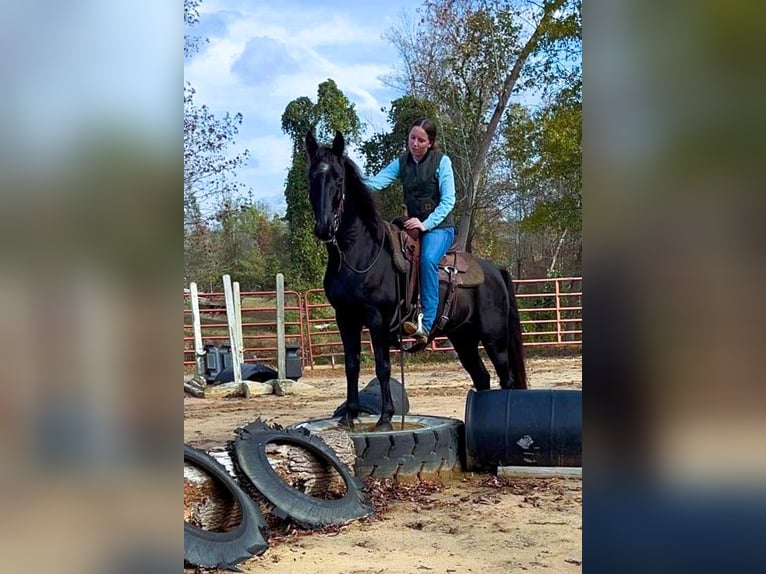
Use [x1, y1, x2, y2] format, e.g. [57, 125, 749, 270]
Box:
[214, 363, 278, 384]
[234, 419, 373, 528]
[292, 415, 465, 479]
[184, 444, 269, 570]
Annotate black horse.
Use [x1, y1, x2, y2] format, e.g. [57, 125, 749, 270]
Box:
[306, 130, 527, 431]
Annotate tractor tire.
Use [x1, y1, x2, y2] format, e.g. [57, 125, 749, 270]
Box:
[234, 419, 372, 528]
[292, 415, 465, 480]
[184, 444, 269, 570]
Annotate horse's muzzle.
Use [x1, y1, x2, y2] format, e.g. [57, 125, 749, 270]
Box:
[314, 222, 335, 242]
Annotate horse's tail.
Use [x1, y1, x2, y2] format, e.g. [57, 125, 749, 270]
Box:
[501, 267, 528, 389]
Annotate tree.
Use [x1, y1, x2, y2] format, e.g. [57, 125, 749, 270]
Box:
[184, 83, 249, 227]
[503, 76, 582, 277]
[184, 219, 221, 290]
[184, 198, 289, 290]
[384, 0, 580, 251]
[280, 80, 362, 288]
[216, 198, 290, 290]
[184, 0, 206, 58]
[184, 0, 250, 228]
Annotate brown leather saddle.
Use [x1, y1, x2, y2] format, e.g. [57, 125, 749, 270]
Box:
[384, 219, 485, 336]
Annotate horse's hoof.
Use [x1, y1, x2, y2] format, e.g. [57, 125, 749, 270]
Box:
[338, 417, 356, 431]
[375, 421, 393, 432]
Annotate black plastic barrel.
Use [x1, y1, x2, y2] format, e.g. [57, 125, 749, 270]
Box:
[464, 389, 581, 471]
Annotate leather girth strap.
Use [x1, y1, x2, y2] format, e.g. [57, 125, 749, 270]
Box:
[434, 266, 459, 332]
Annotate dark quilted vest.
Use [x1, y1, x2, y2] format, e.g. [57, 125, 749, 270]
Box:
[399, 149, 454, 230]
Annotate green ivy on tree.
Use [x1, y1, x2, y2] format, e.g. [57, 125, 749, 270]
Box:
[281, 80, 362, 289]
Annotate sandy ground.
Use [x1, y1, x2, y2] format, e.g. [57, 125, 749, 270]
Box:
[184, 355, 582, 573]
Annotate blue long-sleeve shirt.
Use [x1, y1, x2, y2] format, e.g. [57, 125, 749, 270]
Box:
[364, 154, 456, 231]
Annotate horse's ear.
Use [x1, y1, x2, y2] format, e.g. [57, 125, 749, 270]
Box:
[305, 130, 318, 158]
[332, 131, 345, 156]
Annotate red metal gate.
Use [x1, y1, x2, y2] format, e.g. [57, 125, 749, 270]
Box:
[184, 277, 582, 370]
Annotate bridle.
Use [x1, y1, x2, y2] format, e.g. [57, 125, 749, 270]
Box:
[319, 166, 345, 245]
[315, 157, 384, 275]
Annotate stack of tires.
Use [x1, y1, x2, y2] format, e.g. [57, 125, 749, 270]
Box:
[184, 419, 372, 570]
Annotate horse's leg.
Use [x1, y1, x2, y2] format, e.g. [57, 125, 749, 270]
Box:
[477, 302, 515, 389]
[449, 327, 491, 391]
[481, 333, 514, 390]
[368, 321, 395, 431]
[336, 311, 363, 429]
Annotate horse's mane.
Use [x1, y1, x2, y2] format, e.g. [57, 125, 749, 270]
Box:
[341, 154, 383, 238]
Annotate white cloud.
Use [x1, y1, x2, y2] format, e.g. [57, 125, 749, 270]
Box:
[185, 0, 420, 212]
[241, 134, 293, 177]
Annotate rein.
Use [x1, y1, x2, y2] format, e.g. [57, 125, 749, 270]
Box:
[335, 237, 385, 274]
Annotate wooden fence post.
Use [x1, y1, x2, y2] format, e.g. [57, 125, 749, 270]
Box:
[189, 282, 205, 376]
[276, 273, 286, 380]
[222, 274, 244, 392]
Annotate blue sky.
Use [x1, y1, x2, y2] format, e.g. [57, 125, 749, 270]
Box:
[185, 0, 425, 215]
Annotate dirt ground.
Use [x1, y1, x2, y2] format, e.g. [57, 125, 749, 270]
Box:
[184, 355, 582, 573]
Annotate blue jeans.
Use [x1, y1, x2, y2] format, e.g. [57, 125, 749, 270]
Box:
[419, 226, 455, 333]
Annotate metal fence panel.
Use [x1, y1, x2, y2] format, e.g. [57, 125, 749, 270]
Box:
[183, 277, 582, 370]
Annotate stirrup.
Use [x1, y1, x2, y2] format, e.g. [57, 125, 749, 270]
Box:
[403, 313, 424, 336]
[402, 313, 428, 353]
[403, 338, 428, 353]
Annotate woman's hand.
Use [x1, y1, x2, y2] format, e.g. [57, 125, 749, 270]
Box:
[403, 217, 426, 233]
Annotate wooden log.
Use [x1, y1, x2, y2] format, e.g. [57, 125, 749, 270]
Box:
[183, 382, 205, 398]
[204, 381, 274, 399]
[256, 429, 357, 495]
[497, 466, 582, 479]
[205, 381, 250, 399]
[184, 374, 206, 397]
[184, 463, 242, 531]
[271, 378, 317, 395]
[184, 429, 358, 529]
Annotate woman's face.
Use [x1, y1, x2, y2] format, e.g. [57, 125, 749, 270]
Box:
[408, 126, 431, 161]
